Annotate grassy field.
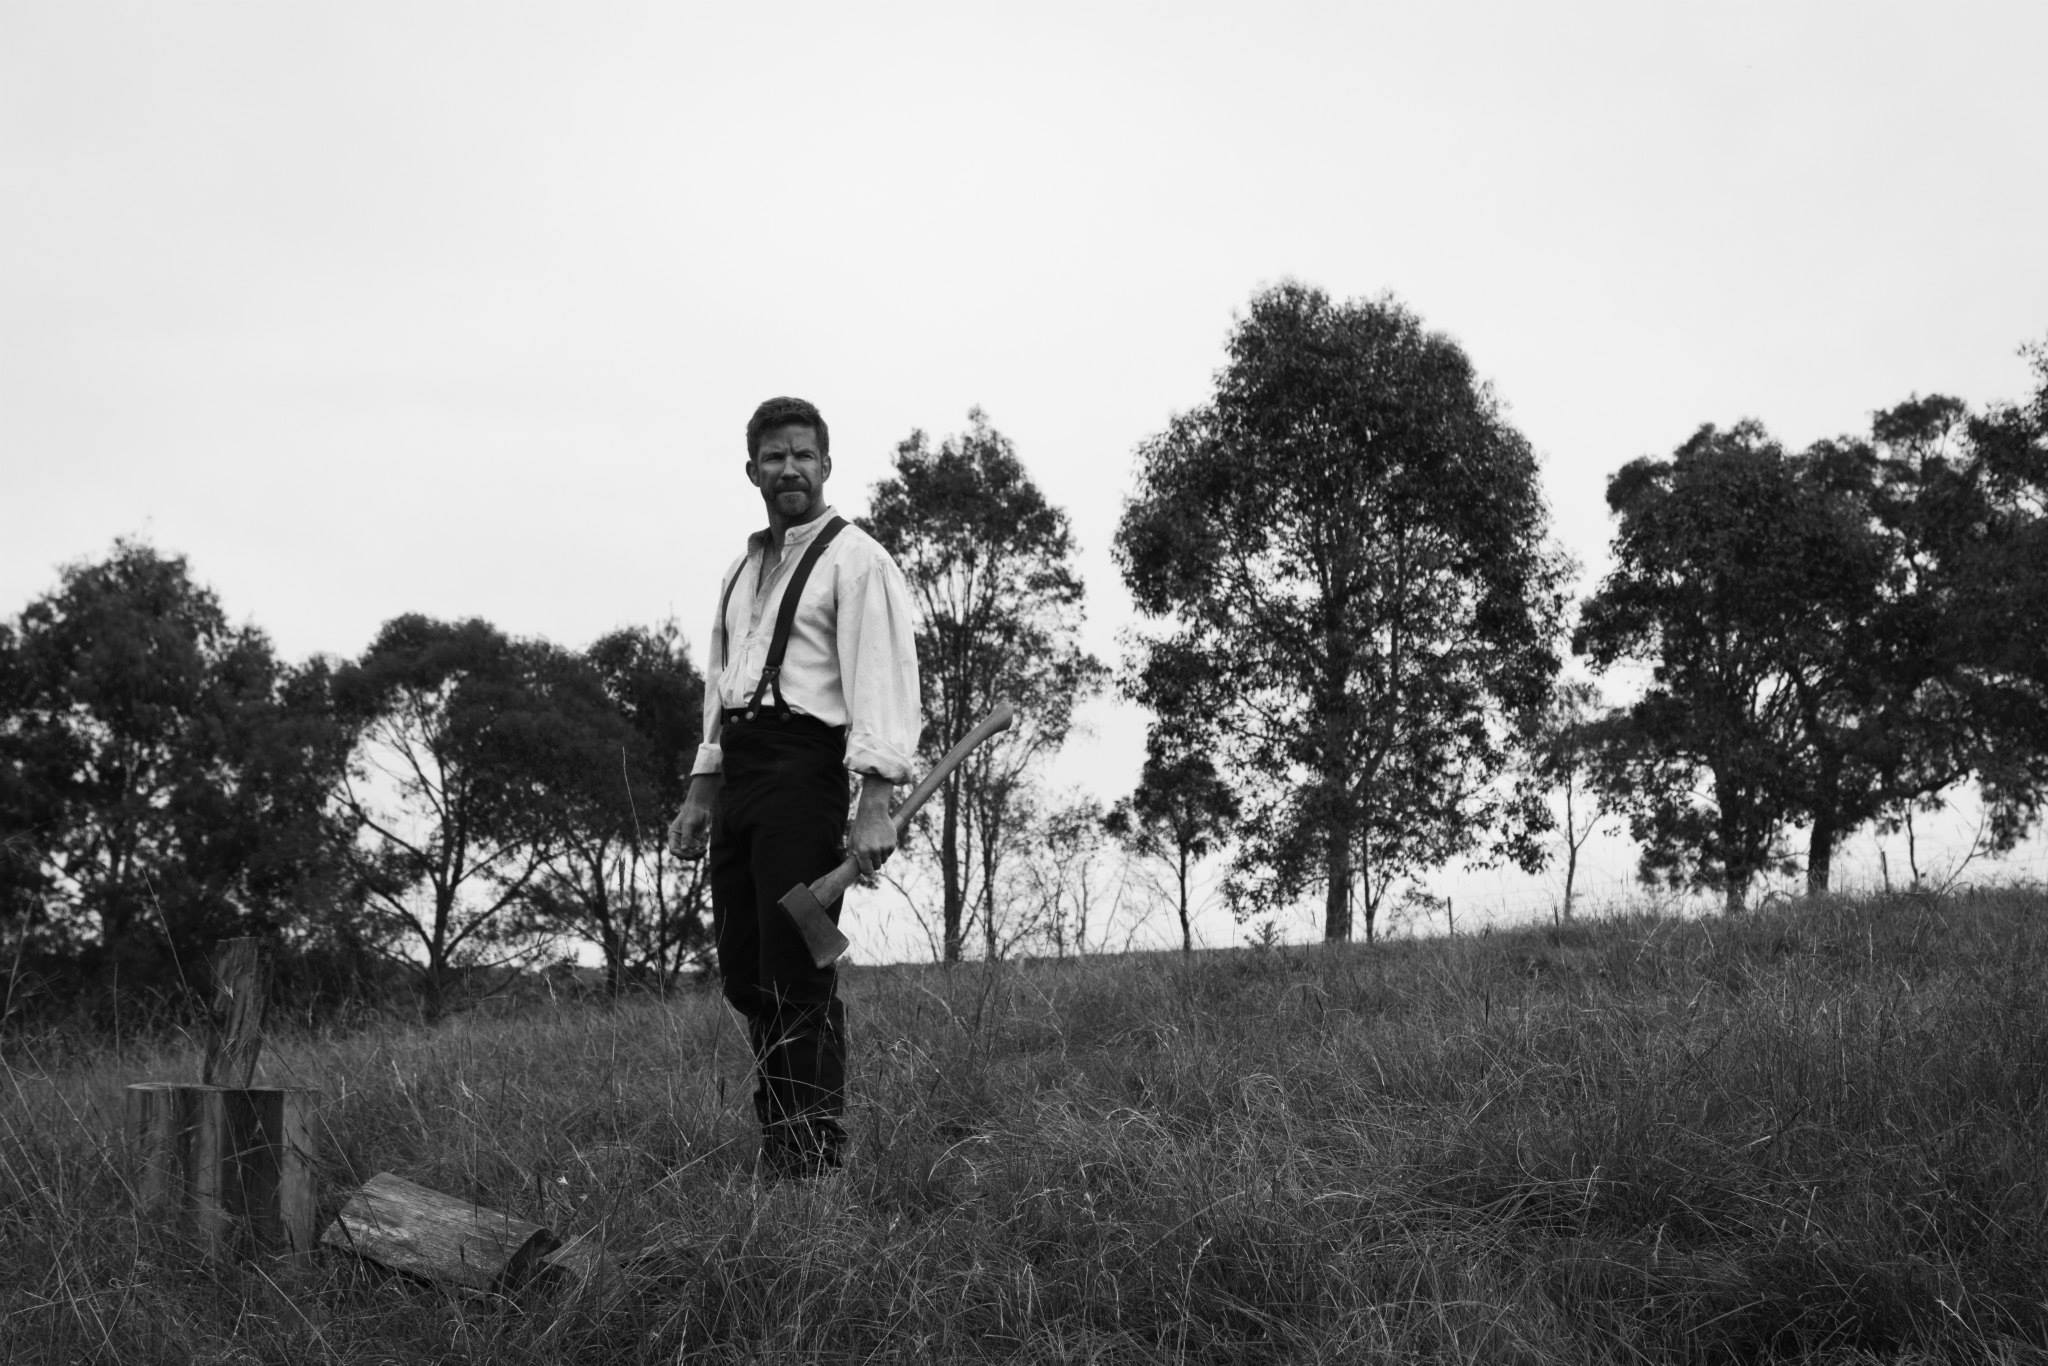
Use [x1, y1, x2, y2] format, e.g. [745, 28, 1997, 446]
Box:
[4, 891, 2047, 1364]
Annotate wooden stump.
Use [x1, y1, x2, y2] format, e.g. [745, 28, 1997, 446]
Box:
[321, 1172, 560, 1294]
[126, 1083, 319, 1255]
[125, 936, 318, 1258]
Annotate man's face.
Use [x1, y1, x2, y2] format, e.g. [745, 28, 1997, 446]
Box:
[747, 424, 831, 524]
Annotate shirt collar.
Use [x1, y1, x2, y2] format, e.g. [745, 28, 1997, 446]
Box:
[749, 508, 839, 553]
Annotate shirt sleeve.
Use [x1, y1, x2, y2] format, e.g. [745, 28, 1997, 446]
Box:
[836, 545, 923, 783]
[690, 557, 742, 778]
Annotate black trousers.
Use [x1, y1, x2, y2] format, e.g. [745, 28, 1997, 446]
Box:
[708, 714, 850, 1174]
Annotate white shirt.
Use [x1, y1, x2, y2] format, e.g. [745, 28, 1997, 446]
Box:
[691, 510, 923, 783]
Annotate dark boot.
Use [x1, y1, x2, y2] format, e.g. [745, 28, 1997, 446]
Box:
[758, 997, 846, 1178]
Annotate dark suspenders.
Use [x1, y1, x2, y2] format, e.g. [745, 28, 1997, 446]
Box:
[715, 516, 848, 723]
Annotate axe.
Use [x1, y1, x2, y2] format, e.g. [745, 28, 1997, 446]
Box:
[781, 701, 1017, 968]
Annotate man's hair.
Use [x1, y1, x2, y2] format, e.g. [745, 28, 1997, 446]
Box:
[746, 397, 829, 461]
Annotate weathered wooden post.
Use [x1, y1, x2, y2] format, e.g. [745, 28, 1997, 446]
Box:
[125, 937, 319, 1257]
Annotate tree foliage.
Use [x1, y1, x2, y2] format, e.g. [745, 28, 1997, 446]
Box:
[516, 621, 708, 993]
[1878, 353, 2048, 846]
[1114, 284, 1567, 941]
[1576, 344, 2048, 909]
[0, 540, 349, 986]
[1523, 678, 1617, 919]
[1105, 741, 1236, 953]
[1012, 792, 1118, 960]
[1576, 422, 1882, 907]
[866, 409, 1103, 962]
[333, 616, 603, 1014]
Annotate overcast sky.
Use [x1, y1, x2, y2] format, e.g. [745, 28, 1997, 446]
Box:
[6, 1, 2045, 944]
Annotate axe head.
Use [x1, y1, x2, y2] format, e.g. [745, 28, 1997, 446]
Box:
[778, 883, 852, 969]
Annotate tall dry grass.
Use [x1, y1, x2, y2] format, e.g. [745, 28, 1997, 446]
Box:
[3, 889, 2046, 1363]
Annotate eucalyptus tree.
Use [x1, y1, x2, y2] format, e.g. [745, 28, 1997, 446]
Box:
[1115, 284, 1568, 941]
[1105, 742, 1236, 953]
[1865, 354, 2048, 856]
[1576, 422, 1886, 907]
[866, 410, 1103, 962]
[1576, 346, 2048, 909]
[517, 622, 708, 993]
[1015, 792, 1115, 960]
[0, 540, 347, 982]
[1525, 679, 1617, 919]
[333, 615, 604, 1014]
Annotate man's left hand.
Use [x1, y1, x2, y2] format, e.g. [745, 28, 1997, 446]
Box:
[849, 776, 898, 876]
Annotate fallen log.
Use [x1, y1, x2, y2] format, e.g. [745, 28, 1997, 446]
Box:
[321, 1171, 560, 1294]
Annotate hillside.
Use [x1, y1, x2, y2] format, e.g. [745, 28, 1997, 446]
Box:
[5, 891, 2046, 1363]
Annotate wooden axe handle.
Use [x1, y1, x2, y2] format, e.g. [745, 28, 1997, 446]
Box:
[800, 700, 1017, 911]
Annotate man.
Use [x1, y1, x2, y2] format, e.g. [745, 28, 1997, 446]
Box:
[668, 396, 921, 1179]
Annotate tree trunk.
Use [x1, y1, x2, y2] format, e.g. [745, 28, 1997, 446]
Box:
[1323, 818, 1352, 942]
[1561, 781, 1578, 919]
[980, 823, 998, 962]
[1806, 802, 1837, 898]
[424, 885, 456, 1019]
[1359, 832, 1376, 943]
[602, 924, 625, 999]
[1176, 846, 1193, 954]
[1318, 610, 1356, 943]
[1905, 809, 1923, 889]
[940, 775, 963, 963]
[1714, 771, 1759, 917]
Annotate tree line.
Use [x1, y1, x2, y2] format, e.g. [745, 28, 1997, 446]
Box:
[0, 558, 708, 1020]
[1114, 284, 2048, 936]
[0, 414, 1127, 1019]
[5, 282, 2045, 1023]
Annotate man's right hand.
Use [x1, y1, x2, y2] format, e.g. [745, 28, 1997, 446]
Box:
[668, 778, 718, 861]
